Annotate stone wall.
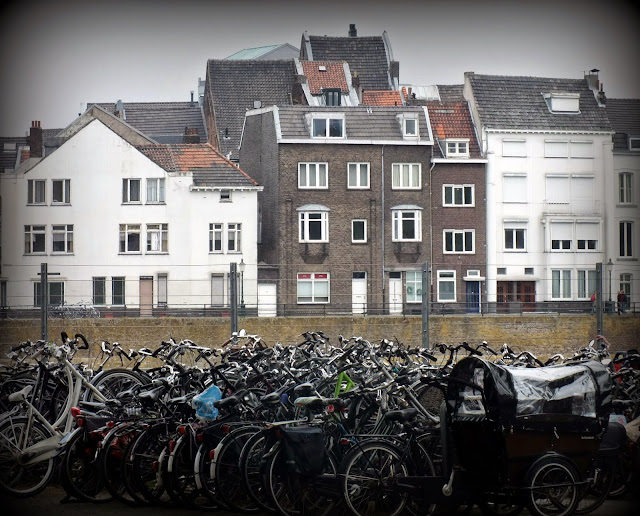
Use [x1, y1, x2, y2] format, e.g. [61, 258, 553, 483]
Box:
[1, 314, 638, 360]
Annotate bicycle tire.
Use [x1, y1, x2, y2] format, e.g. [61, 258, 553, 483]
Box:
[85, 368, 146, 403]
[99, 421, 142, 506]
[193, 442, 226, 510]
[239, 428, 275, 512]
[524, 454, 580, 516]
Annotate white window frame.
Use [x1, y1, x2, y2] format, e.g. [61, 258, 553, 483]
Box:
[92, 277, 106, 306]
[146, 223, 168, 253]
[146, 178, 166, 203]
[502, 174, 527, 203]
[619, 172, 633, 204]
[25, 225, 46, 254]
[227, 223, 242, 253]
[4, 142, 16, 151]
[351, 219, 367, 243]
[297, 273, 330, 304]
[52, 224, 73, 254]
[119, 224, 141, 253]
[577, 269, 597, 299]
[445, 139, 469, 158]
[299, 211, 329, 243]
[443, 229, 475, 254]
[158, 274, 168, 307]
[437, 270, 456, 302]
[392, 209, 422, 242]
[402, 116, 419, 138]
[112, 277, 125, 306]
[52, 179, 71, 204]
[545, 140, 569, 158]
[570, 140, 594, 158]
[502, 139, 526, 157]
[298, 162, 328, 189]
[406, 270, 422, 303]
[122, 178, 141, 203]
[443, 184, 474, 207]
[629, 136, 640, 152]
[551, 269, 572, 299]
[392, 163, 421, 190]
[620, 221, 634, 258]
[27, 179, 46, 205]
[347, 162, 370, 189]
[209, 223, 223, 253]
[504, 226, 526, 252]
[311, 115, 345, 139]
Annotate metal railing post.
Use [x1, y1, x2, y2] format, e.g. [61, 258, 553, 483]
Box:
[421, 262, 429, 349]
[230, 263, 238, 337]
[596, 262, 603, 335]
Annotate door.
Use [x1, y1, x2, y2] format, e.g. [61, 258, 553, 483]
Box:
[211, 274, 224, 306]
[388, 272, 403, 314]
[139, 277, 153, 317]
[258, 283, 277, 317]
[352, 272, 367, 314]
[465, 281, 480, 313]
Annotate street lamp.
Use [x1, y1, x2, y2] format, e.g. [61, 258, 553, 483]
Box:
[239, 258, 246, 314]
[606, 258, 613, 303]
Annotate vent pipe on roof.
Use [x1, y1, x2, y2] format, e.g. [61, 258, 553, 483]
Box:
[349, 24, 357, 37]
[115, 100, 125, 120]
[190, 91, 194, 107]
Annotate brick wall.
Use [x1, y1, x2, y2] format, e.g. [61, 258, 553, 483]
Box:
[1, 315, 637, 361]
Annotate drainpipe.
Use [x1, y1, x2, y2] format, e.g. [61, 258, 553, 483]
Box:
[429, 161, 435, 302]
[381, 145, 386, 312]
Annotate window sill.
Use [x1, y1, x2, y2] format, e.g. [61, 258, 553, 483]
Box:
[391, 187, 422, 191]
[51, 203, 71, 206]
[146, 252, 169, 255]
[443, 205, 475, 208]
[24, 253, 47, 257]
[504, 249, 527, 253]
[616, 203, 637, 208]
[118, 252, 142, 255]
[392, 240, 422, 243]
[51, 252, 74, 256]
[618, 257, 638, 262]
[121, 202, 142, 206]
[26, 203, 47, 207]
[352, 241, 368, 245]
[145, 202, 166, 205]
[299, 241, 329, 244]
[347, 187, 371, 190]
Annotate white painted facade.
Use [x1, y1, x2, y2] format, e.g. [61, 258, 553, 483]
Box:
[0, 119, 260, 311]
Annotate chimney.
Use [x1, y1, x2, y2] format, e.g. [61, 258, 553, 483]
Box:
[291, 77, 306, 105]
[114, 99, 125, 119]
[348, 24, 357, 37]
[183, 127, 199, 143]
[584, 68, 600, 92]
[190, 91, 194, 107]
[390, 60, 399, 83]
[597, 83, 606, 106]
[352, 71, 362, 104]
[29, 120, 43, 158]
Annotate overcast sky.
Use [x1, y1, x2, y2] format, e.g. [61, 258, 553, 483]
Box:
[1, 0, 639, 136]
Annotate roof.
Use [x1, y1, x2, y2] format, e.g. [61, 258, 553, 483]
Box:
[362, 90, 404, 107]
[226, 43, 299, 60]
[466, 73, 611, 132]
[300, 60, 349, 94]
[1, 136, 27, 171]
[606, 98, 640, 152]
[302, 32, 392, 91]
[89, 101, 206, 143]
[426, 101, 482, 159]
[205, 59, 299, 159]
[137, 143, 259, 188]
[271, 105, 431, 143]
[437, 85, 464, 102]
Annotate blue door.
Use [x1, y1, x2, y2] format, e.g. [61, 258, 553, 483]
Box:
[466, 281, 480, 313]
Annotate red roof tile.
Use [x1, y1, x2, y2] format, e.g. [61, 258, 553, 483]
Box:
[300, 60, 349, 95]
[426, 101, 482, 158]
[362, 90, 403, 107]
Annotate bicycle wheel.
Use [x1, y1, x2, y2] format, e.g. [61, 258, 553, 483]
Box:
[574, 457, 615, 515]
[85, 369, 146, 402]
[265, 444, 338, 516]
[240, 428, 275, 512]
[193, 442, 226, 509]
[340, 440, 409, 516]
[0, 416, 56, 497]
[60, 427, 112, 503]
[100, 422, 141, 506]
[524, 455, 580, 516]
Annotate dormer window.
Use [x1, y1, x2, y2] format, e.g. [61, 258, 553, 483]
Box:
[311, 114, 344, 138]
[445, 139, 469, 158]
[629, 136, 640, 152]
[323, 89, 341, 106]
[543, 92, 580, 113]
[397, 114, 419, 139]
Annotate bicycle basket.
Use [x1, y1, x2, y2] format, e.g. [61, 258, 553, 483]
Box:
[192, 383, 222, 421]
[280, 426, 326, 476]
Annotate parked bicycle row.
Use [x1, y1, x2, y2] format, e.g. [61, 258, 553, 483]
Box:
[1, 330, 639, 516]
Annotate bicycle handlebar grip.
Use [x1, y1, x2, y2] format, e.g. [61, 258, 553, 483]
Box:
[10, 341, 32, 352]
[61, 331, 69, 344]
[75, 333, 89, 350]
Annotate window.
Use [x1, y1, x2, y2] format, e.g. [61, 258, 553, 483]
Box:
[630, 137, 640, 151]
[122, 179, 141, 203]
[352, 220, 367, 243]
[443, 184, 474, 206]
[93, 277, 106, 305]
[158, 274, 168, 307]
[392, 163, 421, 189]
[112, 277, 125, 305]
[544, 93, 580, 113]
[227, 223, 241, 252]
[52, 224, 73, 253]
[25, 225, 46, 254]
[620, 273, 632, 301]
[146, 178, 165, 203]
[504, 226, 526, 251]
[497, 267, 507, 275]
[406, 271, 422, 303]
[119, 224, 141, 253]
[445, 139, 469, 157]
[403, 117, 418, 138]
[323, 89, 341, 106]
[545, 176, 570, 204]
[619, 172, 633, 204]
[347, 163, 370, 189]
[146, 223, 168, 253]
[298, 163, 328, 188]
[311, 116, 344, 138]
[550, 222, 572, 251]
[576, 222, 599, 251]
[545, 140, 569, 158]
[552, 269, 572, 299]
[392, 208, 422, 242]
[577, 270, 596, 299]
[4, 142, 16, 151]
[437, 271, 456, 302]
[502, 139, 526, 157]
[27, 179, 46, 205]
[297, 273, 330, 303]
[52, 179, 70, 204]
[570, 141, 593, 158]
[502, 174, 527, 203]
[525, 267, 534, 275]
[34, 281, 64, 307]
[220, 190, 231, 202]
[620, 221, 633, 257]
[299, 209, 329, 242]
[444, 229, 475, 253]
[209, 223, 223, 253]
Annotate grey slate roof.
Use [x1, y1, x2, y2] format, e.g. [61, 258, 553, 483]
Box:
[275, 106, 431, 142]
[89, 101, 206, 143]
[606, 99, 640, 152]
[0, 136, 27, 171]
[437, 85, 464, 102]
[226, 43, 299, 60]
[205, 59, 298, 159]
[467, 74, 611, 132]
[302, 34, 391, 91]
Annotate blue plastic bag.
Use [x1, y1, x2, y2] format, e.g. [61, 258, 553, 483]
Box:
[192, 383, 222, 421]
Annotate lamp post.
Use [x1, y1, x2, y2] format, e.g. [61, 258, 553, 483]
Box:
[239, 258, 246, 315]
[607, 258, 613, 303]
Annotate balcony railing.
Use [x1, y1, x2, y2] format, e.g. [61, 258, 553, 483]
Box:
[543, 200, 601, 216]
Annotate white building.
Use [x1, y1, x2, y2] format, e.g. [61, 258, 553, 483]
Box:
[0, 107, 262, 314]
[464, 72, 614, 307]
